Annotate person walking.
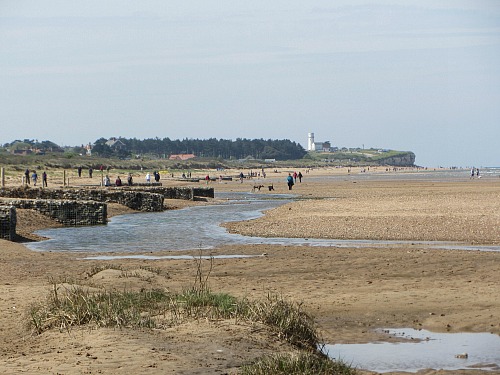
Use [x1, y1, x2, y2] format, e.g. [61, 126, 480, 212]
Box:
[146, 172, 151, 183]
[88, 167, 93, 178]
[42, 171, 48, 187]
[298, 171, 303, 183]
[24, 169, 30, 185]
[31, 170, 38, 186]
[287, 173, 294, 190]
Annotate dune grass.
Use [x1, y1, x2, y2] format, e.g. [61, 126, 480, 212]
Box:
[240, 352, 356, 375]
[26, 254, 356, 374]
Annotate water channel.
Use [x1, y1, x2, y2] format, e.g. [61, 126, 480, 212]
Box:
[26, 192, 500, 254]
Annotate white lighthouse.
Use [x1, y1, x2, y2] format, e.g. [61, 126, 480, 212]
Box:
[307, 132, 315, 151]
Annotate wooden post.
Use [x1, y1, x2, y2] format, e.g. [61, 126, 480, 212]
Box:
[63, 170, 66, 187]
[1, 167, 4, 187]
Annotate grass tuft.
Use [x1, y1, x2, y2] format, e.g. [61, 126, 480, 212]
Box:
[86, 264, 123, 278]
[246, 294, 319, 349]
[240, 352, 357, 375]
[27, 285, 170, 334]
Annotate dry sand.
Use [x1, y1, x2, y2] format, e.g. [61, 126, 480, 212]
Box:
[0, 167, 499, 374]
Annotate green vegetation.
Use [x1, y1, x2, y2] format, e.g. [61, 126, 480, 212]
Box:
[27, 284, 321, 349]
[306, 148, 415, 167]
[1, 137, 415, 170]
[241, 352, 356, 375]
[90, 137, 307, 160]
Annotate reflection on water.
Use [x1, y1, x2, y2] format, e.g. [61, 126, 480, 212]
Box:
[323, 328, 500, 373]
[26, 192, 500, 253]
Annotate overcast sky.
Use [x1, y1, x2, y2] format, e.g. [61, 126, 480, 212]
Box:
[1, 1, 499, 167]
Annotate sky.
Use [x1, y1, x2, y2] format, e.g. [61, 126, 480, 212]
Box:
[1, 1, 499, 167]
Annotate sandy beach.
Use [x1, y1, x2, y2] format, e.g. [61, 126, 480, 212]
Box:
[0, 167, 499, 374]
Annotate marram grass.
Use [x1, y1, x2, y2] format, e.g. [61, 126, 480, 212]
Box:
[26, 259, 355, 375]
[240, 352, 357, 375]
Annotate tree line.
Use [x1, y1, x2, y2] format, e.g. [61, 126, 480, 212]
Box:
[92, 137, 307, 160]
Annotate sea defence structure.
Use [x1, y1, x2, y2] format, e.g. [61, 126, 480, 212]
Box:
[0, 186, 215, 238]
[0, 186, 213, 208]
[0, 188, 164, 212]
[0, 205, 16, 240]
[0, 187, 214, 210]
[3, 199, 107, 226]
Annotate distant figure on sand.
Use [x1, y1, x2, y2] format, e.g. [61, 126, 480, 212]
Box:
[287, 173, 294, 190]
[77, 166, 82, 177]
[42, 171, 48, 187]
[25, 169, 30, 185]
[146, 172, 151, 183]
[88, 167, 93, 178]
[476, 168, 480, 178]
[470, 168, 475, 179]
[104, 175, 111, 187]
[298, 171, 303, 183]
[127, 173, 133, 186]
[115, 176, 122, 186]
[31, 171, 38, 186]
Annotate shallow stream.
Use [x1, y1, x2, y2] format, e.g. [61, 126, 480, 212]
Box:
[26, 192, 500, 253]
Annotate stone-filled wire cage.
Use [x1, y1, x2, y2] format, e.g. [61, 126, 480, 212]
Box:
[0, 205, 16, 240]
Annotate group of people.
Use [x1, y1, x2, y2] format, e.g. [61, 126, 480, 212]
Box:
[104, 173, 134, 187]
[286, 171, 303, 190]
[470, 167, 480, 179]
[21, 167, 307, 191]
[145, 171, 161, 183]
[24, 168, 48, 187]
[77, 166, 94, 178]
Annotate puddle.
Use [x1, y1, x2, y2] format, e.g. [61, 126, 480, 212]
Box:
[323, 328, 500, 373]
[25, 192, 500, 253]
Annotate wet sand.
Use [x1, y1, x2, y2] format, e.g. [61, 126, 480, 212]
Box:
[0, 168, 499, 374]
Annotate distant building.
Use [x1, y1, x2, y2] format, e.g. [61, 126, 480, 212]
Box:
[169, 154, 196, 161]
[307, 132, 331, 152]
[11, 149, 33, 155]
[308, 132, 315, 151]
[105, 137, 126, 150]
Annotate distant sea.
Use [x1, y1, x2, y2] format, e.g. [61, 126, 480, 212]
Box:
[305, 167, 500, 182]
